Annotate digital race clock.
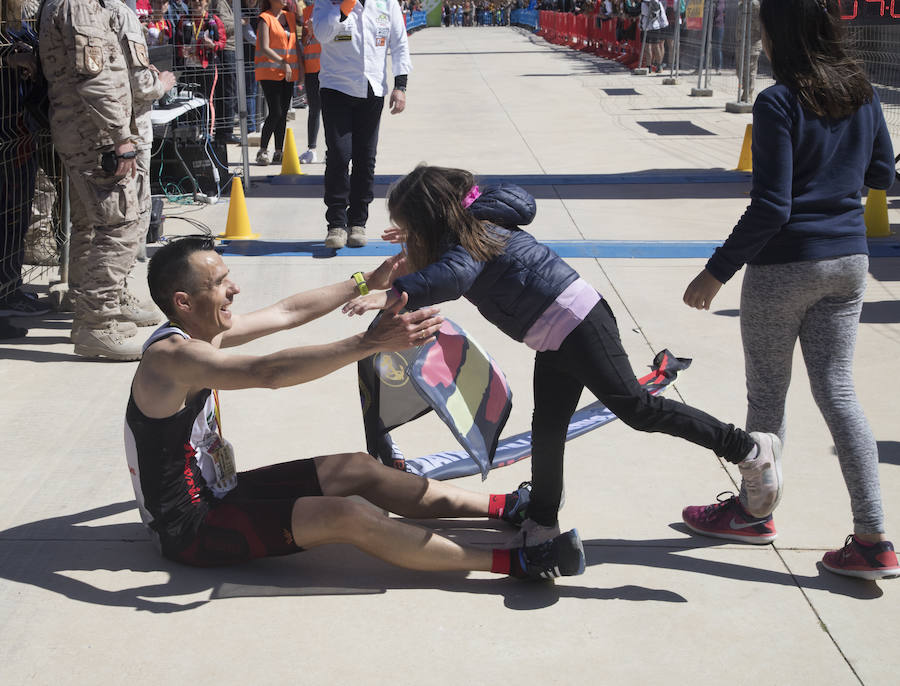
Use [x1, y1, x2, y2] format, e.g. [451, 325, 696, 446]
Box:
[839, 0, 900, 23]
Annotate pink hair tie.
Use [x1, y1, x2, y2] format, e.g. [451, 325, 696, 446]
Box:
[461, 185, 481, 209]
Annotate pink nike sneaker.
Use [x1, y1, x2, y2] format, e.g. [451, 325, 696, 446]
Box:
[682, 492, 777, 544]
[822, 535, 900, 581]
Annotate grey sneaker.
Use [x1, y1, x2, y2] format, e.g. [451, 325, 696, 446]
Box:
[504, 517, 561, 549]
[72, 321, 143, 361]
[325, 227, 348, 249]
[738, 432, 783, 517]
[117, 290, 162, 327]
[299, 148, 317, 164]
[347, 225, 367, 248]
[256, 149, 270, 166]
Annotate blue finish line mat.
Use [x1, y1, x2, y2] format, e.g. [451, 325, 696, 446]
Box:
[262, 170, 752, 186]
[219, 239, 900, 259]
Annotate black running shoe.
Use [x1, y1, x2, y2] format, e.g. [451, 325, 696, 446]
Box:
[0, 290, 51, 317]
[500, 481, 532, 527]
[518, 528, 585, 580]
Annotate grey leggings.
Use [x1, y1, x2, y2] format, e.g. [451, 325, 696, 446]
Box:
[740, 254, 884, 534]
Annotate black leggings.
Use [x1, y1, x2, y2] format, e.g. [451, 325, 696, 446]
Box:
[259, 78, 294, 152]
[528, 299, 755, 526]
[305, 71, 321, 149]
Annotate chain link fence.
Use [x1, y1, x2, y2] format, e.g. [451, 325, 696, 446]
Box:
[673, 1, 899, 144]
[1, 3, 67, 319]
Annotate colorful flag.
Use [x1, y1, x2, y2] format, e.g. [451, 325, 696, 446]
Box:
[359, 317, 691, 481]
[359, 318, 512, 480]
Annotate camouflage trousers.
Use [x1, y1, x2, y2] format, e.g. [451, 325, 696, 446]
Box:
[63, 145, 148, 327]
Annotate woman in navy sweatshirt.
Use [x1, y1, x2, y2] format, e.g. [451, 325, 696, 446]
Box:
[682, 0, 897, 579]
[344, 165, 782, 548]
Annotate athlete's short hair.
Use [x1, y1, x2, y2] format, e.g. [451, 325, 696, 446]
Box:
[148, 235, 217, 320]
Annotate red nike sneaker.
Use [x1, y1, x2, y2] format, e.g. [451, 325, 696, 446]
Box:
[682, 492, 777, 544]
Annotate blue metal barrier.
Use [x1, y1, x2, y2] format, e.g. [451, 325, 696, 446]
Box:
[510, 9, 539, 31]
[406, 10, 427, 32]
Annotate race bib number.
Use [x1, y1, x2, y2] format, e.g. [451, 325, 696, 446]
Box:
[198, 432, 237, 493]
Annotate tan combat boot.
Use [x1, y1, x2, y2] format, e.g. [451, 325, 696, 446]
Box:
[72, 320, 143, 361]
[117, 290, 162, 327]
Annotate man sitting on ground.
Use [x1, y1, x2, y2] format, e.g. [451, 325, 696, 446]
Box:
[125, 236, 585, 580]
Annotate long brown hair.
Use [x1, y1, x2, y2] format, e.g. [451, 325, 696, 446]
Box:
[759, 0, 872, 119]
[387, 165, 507, 271]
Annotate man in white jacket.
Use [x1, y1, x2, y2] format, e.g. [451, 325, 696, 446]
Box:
[313, 0, 411, 249]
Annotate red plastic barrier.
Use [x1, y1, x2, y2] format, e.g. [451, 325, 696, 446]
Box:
[535, 12, 643, 69]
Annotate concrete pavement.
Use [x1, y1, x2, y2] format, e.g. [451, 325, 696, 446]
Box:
[1, 26, 899, 685]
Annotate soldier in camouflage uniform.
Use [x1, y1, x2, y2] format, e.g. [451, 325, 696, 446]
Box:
[39, 0, 145, 359]
[109, 0, 176, 327]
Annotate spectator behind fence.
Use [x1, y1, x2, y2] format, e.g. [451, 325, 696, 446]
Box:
[109, 0, 175, 329]
[135, 0, 151, 21]
[313, 0, 411, 250]
[735, 0, 761, 100]
[39, 0, 149, 359]
[176, 0, 226, 134]
[166, 0, 189, 26]
[711, 0, 724, 73]
[0, 0, 52, 324]
[640, 0, 667, 72]
[210, 0, 240, 143]
[682, 0, 897, 580]
[299, 0, 321, 164]
[254, 0, 300, 166]
[145, 0, 174, 46]
[240, 0, 259, 133]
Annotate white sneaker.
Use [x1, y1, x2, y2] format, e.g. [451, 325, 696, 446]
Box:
[503, 518, 561, 549]
[299, 148, 317, 164]
[72, 321, 143, 361]
[256, 149, 270, 166]
[324, 227, 347, 249]
[347, 225, 367, 247]
[738, 432, 783, 517]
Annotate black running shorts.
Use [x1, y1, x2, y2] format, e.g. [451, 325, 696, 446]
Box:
[173, 458, 323, 567]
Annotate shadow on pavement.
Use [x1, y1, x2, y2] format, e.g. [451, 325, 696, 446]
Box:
[877, 440, 900, 466]
[582, 526, 884, 600]
[0, 502, 666, 614]
[4, 502, 883, 613]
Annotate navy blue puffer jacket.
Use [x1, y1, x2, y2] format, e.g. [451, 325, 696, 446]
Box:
[393, 184, 582, 342]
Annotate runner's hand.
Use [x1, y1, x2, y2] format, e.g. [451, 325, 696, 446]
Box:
[343, 290, 390, 316]
[683, 269, 723, 310]
[363, 292, 442, 351]
[367, 253, 407, 291]
[382, 227, 407, 244]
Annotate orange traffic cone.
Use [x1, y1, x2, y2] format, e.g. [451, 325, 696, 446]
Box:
[280, 128, 303, 175]
[736, 124, 752, 172]
[218, 177, 259, 240]
[864, 188, 891, 237]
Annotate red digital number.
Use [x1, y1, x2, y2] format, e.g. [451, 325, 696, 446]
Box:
[892, 0, 900, 18]
[840, 0, 857, 19]
[864, 0, 885, 16]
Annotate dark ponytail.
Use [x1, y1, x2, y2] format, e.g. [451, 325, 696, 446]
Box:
[759, 0, 872, 119]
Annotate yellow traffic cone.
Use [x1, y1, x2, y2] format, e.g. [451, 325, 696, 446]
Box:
[736, 123, 752, 172]
[864, 188, 891, 237]
[280, 128, 303, 175]
[219, 177, 259, 240]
